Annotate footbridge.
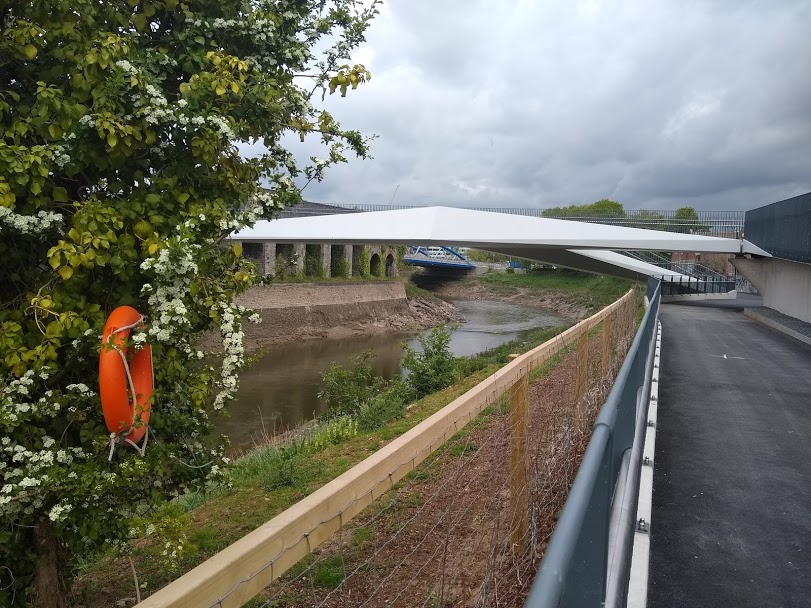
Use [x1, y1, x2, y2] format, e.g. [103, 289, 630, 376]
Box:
[402, 246, 476, 272]
[136, 197, 809, 608]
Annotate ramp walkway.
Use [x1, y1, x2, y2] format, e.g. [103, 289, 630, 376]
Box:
[650, 301, 811, 607]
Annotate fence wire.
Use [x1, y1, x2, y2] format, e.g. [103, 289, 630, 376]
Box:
[254, 301, 638, 608]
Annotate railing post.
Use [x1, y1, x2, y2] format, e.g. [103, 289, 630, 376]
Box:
[508, 355, 529, 552]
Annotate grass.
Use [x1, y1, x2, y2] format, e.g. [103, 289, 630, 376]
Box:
[313, 556, 345, 588]
[472, 268, 636, 313]
[403, 276, 448, 304]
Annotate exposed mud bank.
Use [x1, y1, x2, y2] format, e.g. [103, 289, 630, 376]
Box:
[219, 282, 459, 352]
[431, 282, 589, 321]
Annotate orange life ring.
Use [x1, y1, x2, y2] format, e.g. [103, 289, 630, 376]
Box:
[99, 306, 153, 444]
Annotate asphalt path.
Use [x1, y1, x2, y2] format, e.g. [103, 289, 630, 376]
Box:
[649, 302, 811, 608]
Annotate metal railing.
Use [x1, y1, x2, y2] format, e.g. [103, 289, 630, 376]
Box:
[524, 281, 661, 608]
[657, 274, 736, 296]
[620, 251, 730, 283]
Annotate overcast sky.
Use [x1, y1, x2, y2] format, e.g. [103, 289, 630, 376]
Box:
[248, 0, 811, 211]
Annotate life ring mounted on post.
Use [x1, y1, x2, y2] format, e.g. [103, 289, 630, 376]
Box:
[99, 306, 154, 455]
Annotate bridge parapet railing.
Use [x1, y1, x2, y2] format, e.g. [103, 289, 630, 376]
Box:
[283, 203, 745, 239]
[525, 280, 661, 608]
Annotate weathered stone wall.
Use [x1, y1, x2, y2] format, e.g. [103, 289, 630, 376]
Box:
[233, 282, 411, 349]
[236, 281, 407, 309]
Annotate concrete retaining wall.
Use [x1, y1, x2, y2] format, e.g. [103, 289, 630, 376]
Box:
[235, 282, 410, 346]
[732, 257, 811, 323]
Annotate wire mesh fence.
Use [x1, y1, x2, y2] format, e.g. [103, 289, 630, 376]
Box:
[252, 298, 639, 608]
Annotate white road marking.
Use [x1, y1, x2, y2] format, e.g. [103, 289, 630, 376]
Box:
[708, 354, 746, 360]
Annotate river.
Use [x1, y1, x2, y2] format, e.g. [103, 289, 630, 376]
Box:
[220, 300, 565, 449]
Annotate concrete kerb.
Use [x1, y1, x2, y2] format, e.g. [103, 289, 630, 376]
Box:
[627, 321, 662, 608]
[743, 308, 811, 348]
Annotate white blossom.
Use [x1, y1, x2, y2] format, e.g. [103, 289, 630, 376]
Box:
[0, 207, 63, 236]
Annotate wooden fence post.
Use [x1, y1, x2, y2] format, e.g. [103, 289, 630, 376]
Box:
[601, 311, 613, 377]
[575, 329, 589, 425]
[508, 354, 529, 552]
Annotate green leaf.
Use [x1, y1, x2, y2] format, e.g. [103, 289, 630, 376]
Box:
[23, 44, 38, 60]
[57, 266, 73, 280]
[48, 123, 62, 139]
[45, 320, 62, 337]
[52, 187, 68, 202]
[133, 13, 147, 31]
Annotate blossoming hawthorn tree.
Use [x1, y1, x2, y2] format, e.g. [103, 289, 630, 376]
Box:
[0, 1, 377, 605]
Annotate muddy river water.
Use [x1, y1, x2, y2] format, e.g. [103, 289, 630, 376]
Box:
[220, 300, 566, 449]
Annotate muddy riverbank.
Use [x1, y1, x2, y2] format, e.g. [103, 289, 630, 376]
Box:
[430, 281, 589, 320]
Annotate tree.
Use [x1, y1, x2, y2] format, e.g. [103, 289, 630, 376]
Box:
[671, 206, 710, 234]
[632, 209, 668, 231]
[0, 1, 377, 604]
[542, 198, 626, 219]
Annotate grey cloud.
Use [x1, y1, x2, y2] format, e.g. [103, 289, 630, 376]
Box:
[287, 1, 811, 211]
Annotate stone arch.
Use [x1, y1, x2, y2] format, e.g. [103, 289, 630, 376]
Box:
[385, 253, 395, 277]
[370, 252, 382, 277]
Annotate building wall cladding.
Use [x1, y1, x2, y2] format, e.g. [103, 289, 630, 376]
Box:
[745, 192, 811, 263]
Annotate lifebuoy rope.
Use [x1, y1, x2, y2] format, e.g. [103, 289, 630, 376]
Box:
[106, 316, 153, 460]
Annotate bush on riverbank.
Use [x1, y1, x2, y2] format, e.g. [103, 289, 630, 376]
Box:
[401, 326, 457, 399]
[318, 326, 459, 431]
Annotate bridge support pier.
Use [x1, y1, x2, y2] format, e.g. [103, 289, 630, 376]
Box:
[262, 242, 276, 277]
[320, 243, 331, 278]
[732, 257, 811, 323]
[292, 243, 305, 276]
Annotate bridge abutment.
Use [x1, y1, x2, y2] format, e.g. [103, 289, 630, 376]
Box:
[732, 257, 811, 323]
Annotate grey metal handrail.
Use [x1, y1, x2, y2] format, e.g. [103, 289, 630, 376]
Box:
[525, 280, 661, 608]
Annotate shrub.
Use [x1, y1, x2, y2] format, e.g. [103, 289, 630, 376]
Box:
[402, 325, 457, 400]
[331, 255, 350, 278]
[358, 247, 371, 278]
[304, 245, 324, 278]
[356, 387, 407, 431]
[319, 351, 387, 418]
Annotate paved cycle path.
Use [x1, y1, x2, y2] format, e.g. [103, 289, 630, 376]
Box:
[650, 302, 811, 608]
